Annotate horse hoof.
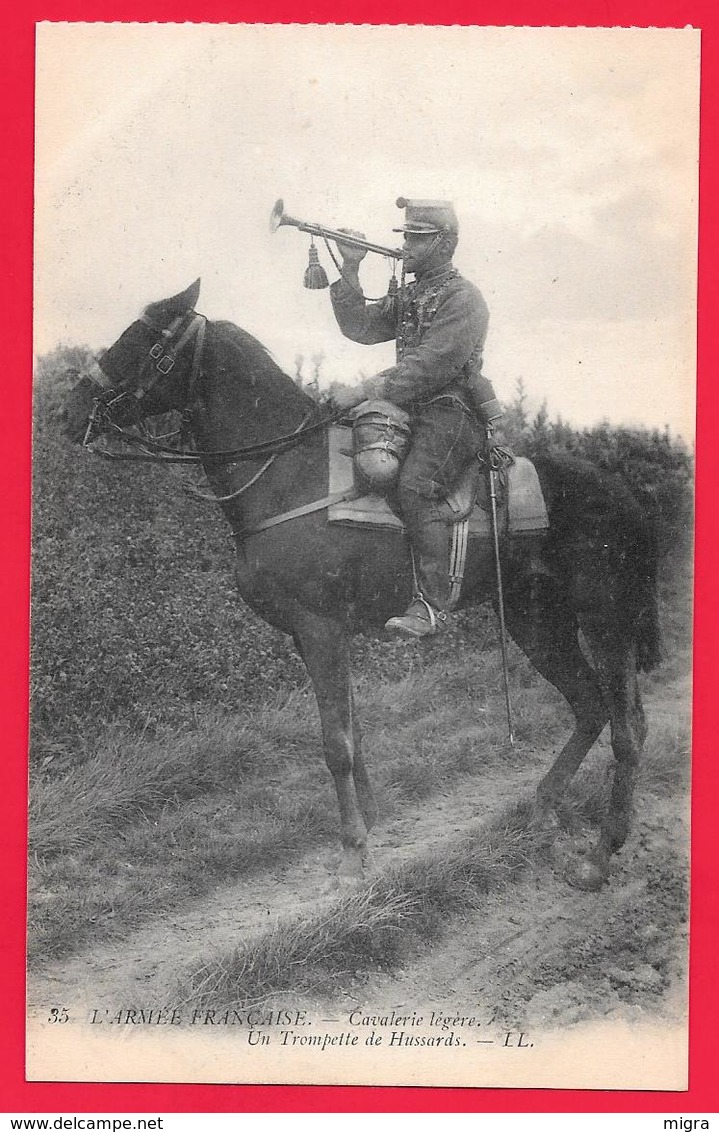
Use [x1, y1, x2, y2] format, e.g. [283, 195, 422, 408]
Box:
[321, 873, 363, 896]
[565, 855, 608, 892]
[530, 800, 560, 832]
[339, 846, 367, 882]
[363, 808, 379, 835]
[529, 800, 561, 854]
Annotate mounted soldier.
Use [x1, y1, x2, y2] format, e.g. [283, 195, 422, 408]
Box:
[63, 266, 662, 890]
[328, 197, 502, 638]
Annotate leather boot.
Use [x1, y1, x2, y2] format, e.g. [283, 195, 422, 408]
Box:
[385, 517, 451, 639]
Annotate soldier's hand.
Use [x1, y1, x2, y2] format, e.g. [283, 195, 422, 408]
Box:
[334, 228, 368, 267]
[330, 385, 363, 412]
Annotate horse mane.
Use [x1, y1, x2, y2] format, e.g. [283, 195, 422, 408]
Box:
[209, 320, 315, 413]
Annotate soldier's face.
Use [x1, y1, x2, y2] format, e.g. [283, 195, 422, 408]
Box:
[402, 232, 448, 274]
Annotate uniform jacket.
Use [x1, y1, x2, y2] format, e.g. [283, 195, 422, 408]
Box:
[330, 264, 490, 413]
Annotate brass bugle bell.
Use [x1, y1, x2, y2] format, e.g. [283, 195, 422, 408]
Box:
[270, 199, 404, 261]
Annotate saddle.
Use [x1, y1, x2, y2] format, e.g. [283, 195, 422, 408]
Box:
[326, 425, 549, 539]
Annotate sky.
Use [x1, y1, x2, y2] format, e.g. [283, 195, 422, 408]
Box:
[34, 24, 699, 437]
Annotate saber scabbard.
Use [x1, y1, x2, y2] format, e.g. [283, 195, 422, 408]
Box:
[486, 427, 515, 747]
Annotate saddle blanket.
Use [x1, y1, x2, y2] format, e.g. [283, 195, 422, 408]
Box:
[327, 425, 549, 536]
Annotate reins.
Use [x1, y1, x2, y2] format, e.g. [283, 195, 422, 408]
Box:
[182, 412, 313, 503]
[83, 308, 358, 535]
[96, 409, 334, 465]
[84, 311, 339, 467]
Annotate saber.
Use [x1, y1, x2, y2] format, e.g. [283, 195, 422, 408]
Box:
[486, 426, 515, 746]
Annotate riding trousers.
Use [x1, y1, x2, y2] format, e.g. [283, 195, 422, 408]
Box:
[398, 400, 482, 517]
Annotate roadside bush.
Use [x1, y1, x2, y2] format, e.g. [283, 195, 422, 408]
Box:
[501, 389, 693, 550]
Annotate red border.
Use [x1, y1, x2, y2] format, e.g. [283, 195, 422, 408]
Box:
[2, 0, 716, 1114]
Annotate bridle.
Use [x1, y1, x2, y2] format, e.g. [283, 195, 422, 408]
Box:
[76, 301, 405, 538]
[81, 307, 358, 533]
[83, 309, 205, 449]
[83, 310, 337, 467]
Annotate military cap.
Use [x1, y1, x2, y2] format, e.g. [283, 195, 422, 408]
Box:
[393, 197, 459, 234]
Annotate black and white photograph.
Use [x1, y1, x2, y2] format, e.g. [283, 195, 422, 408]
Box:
[29, 23, 697, 1087]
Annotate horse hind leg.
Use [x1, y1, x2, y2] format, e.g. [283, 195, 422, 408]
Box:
[292, 612, 371, 880]
[600, 641, 646, 857]
[503, 576, 609, 820]
[568, 623, 646, 891]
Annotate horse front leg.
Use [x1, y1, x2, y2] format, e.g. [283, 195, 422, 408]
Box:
[350, 686, 379, 835]
[293, 611, 371, 879]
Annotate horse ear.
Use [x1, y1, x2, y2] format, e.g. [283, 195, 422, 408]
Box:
[185, 277, 201, 309]
[167, 277, 201, 313]
[144, 278, 202, 325]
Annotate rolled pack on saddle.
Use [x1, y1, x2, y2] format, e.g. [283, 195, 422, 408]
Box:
[350, 400, 412, 492]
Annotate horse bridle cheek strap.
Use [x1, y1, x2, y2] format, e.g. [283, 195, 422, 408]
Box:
[135, 312, 207, 411]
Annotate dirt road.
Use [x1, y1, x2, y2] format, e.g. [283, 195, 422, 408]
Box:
[26, 669, 689, 1090]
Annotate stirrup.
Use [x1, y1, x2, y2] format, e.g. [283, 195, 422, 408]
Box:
[384, 595, 447, 639]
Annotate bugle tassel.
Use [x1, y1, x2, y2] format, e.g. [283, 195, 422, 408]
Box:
[380, 274, 399, 321]
[303, 240, 329, 290]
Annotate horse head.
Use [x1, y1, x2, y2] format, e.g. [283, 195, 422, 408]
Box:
[63, 278, 203, 444]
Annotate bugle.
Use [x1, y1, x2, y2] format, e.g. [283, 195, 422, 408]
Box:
[270, 199, 403, 261]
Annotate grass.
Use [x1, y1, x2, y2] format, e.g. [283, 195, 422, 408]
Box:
[30, 651, 546, 963]
[30, 696, 319, 857]
[183, 800, 543, 1012]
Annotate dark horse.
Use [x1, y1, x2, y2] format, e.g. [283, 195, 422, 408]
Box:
[63, 280, 661, 892]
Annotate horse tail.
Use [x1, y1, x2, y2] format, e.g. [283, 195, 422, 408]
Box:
[623, 491, 662, 673]
[537, 451, 662, 673]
